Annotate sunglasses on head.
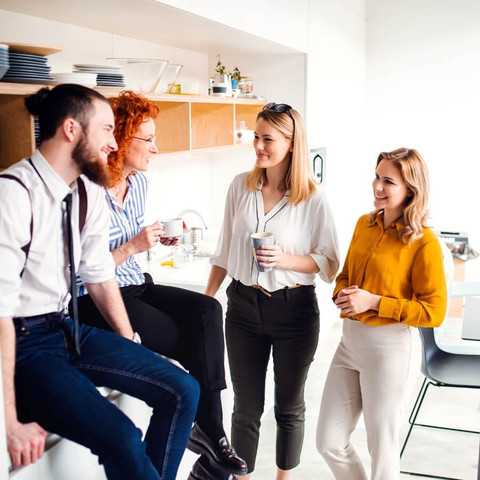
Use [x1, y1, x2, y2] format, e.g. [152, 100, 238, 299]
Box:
[262, 102, 295, 137]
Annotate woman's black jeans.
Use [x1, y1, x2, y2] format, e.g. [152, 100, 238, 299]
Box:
[225, 279, 320, 473]
[76, 274, 227, 440]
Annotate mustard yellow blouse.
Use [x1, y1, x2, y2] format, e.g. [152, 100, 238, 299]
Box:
[333, 213, 447, 327]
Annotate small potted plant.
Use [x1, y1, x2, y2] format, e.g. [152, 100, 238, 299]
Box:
[214, 55, 228, 83]
[231, 66, 241, 90]
[212, 55, 231, 96]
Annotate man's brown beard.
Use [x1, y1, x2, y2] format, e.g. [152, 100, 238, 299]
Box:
[72, 131, 112, 187]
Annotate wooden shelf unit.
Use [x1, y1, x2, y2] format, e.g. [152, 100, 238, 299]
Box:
[191, 102, 234, 149]
[154, 100, 190, 154]
[0, 94, 35, 169]
[0, 83, 265, 167]
[235, 103, 264, 131]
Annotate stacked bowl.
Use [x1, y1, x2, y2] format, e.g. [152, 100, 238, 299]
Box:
[106, 58, 168, 92]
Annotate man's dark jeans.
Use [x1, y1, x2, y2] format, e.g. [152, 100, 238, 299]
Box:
[13, 313, 199, 480]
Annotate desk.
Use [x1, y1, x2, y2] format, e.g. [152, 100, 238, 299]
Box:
[437, 282, 480, 351]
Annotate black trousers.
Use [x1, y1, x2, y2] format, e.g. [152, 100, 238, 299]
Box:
[225, 279, 320, 473]
[76, 275, 227, 437]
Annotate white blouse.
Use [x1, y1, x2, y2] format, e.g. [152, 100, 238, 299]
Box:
[210, 172, 340, 292]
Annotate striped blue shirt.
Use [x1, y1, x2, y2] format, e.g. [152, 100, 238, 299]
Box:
[78, 171, 148, 295]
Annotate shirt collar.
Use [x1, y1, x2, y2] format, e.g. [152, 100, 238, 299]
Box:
[31, 150, 73, 202]
[256, 180, 290, 197]
[367, 210, 405, 231]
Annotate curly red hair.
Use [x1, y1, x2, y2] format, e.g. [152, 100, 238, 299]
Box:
[107, 91, 159, 187]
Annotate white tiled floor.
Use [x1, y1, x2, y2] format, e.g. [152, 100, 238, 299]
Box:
[60, 320, 480, 480]
[250, 321, 480, 480]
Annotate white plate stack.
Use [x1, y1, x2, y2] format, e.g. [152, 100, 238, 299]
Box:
[73, 64, 125, 87]
[52, 72, 97, 87]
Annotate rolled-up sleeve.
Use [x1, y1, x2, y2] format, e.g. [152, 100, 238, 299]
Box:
[77, 180, 115, 284]
[0, 181, 31, 317]
[378, 239, 447, 327]
[210, 179, 236, 270]
[310, 192, 340, 283]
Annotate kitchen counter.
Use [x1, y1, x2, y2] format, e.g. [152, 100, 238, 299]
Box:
[137, 254, 228, 299]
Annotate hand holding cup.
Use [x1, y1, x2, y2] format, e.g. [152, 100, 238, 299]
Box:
[251, 232, 274, 272]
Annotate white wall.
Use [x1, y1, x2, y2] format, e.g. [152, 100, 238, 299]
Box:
[305, 0, 368, 328]
[306, 0, 367, 247]
[366, 0, 480, 279]
[213, 53, 307, 116]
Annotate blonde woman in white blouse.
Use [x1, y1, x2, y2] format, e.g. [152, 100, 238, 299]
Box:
[206, 103, 340, 480]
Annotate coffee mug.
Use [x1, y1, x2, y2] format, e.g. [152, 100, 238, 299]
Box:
[251, 232, 274, 272]
[160, 217, 183, 238]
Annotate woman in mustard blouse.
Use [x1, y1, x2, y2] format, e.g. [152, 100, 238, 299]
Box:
[316, 148, 447, 480]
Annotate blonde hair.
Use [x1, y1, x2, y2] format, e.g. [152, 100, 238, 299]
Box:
[370, 148, 430, 245]
[245, 105, 317, 204]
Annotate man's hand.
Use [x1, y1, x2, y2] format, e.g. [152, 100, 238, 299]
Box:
[7, 420, 47, 468]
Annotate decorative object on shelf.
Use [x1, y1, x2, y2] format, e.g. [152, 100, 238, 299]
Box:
[238, 76, 253, 97]
[212, 55, 231, 97]
[160, 63, 183, 94]
[235, 120, 246, 144]
[106, 58, 168, 92]
[231, 66, 241, 90]
[214, 55, 228, 76]
[230, 66, 241, 97]
[180, 82, 200, 95]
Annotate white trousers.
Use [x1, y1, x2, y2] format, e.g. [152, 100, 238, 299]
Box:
[316, 319, 420, 480]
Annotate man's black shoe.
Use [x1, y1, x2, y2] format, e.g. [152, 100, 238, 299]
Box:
[187, 423, 248, 475]
[187, 455, 239, 480]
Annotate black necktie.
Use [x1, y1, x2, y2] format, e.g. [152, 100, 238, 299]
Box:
[64, 193, 81, 354]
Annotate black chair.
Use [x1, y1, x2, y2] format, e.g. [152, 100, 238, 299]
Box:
[400, 326, 480, 479]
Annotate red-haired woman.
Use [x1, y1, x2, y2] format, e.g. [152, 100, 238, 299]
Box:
[76, 91, 246, 480]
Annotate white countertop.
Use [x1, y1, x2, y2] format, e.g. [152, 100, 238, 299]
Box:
[137, 254, 228, 298]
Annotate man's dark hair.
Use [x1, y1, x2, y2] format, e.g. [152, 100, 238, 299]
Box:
[24, 84, 110, 143]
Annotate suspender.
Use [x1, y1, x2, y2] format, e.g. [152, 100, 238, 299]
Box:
[0, 160, 87, 275]
[0, 174, 33, 262]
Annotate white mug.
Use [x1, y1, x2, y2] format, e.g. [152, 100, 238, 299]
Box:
[160, 217, 183, 238]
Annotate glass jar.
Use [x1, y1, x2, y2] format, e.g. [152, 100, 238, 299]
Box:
[245, 77, 253, 96]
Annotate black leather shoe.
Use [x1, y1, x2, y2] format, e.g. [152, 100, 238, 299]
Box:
[187, 423, 248, 475]
[188, 456, 239, 480]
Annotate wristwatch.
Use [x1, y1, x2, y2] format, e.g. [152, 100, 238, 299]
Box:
[132, 331, 142, 345]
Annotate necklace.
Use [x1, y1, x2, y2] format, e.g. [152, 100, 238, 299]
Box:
[111, 180, 127, 199]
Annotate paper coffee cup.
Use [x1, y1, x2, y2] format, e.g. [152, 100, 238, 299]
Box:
[251, 232, 274, 272]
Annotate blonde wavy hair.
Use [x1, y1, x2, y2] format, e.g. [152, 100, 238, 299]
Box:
[370, 148, 430, 245]
[245, 104, 317, 204]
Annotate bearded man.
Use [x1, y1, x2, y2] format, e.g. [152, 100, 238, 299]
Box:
[0, 84, 199, 480]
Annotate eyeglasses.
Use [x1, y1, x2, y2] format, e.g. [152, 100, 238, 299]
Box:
[262, 102, 295, 137]
[133, 136, 156, 146]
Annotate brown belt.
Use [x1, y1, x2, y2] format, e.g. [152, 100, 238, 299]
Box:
[252, 283, 303, 297]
